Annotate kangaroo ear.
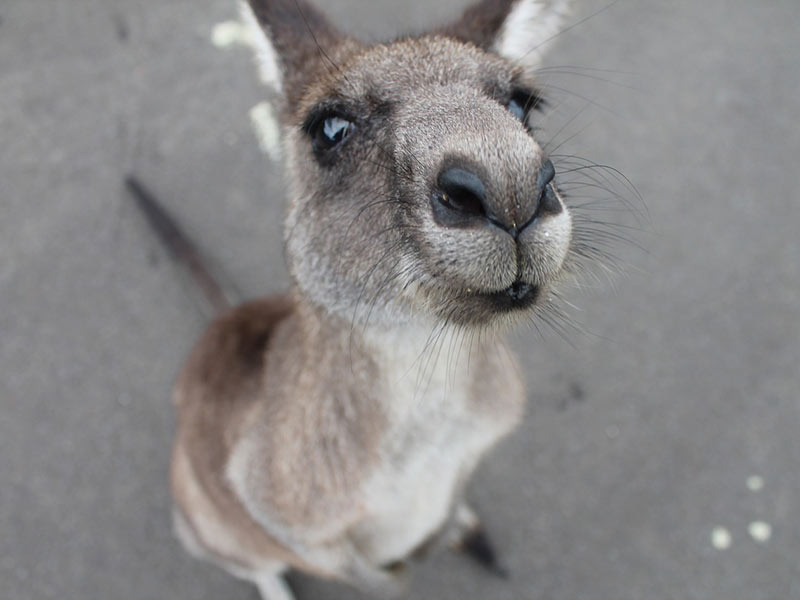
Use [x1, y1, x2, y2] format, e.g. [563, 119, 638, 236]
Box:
[441, 0, 570, 71]
[240, 0, 342, 100]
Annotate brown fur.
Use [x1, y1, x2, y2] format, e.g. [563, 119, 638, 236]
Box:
[172, 294, 390, 575]
[171, 297, 305, 571]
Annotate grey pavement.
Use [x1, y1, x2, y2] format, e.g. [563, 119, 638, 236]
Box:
[2, 0, 799, 598]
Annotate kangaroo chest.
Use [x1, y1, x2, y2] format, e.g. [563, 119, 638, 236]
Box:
[351, 329, 517, 566]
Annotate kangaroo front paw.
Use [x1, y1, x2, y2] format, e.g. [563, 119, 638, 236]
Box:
[352, 562, 409, 599]
[342, 547, 409, 598]
[449, 503, 509, 578]
[254, 571, 296, 600]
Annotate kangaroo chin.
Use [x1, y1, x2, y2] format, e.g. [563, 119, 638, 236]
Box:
[168, 1, 579, 598]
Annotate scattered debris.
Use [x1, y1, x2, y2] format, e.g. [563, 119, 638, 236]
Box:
[748, 521, 772, 544]
[711, 526, 732, 550]
[746, 475, 764, 492]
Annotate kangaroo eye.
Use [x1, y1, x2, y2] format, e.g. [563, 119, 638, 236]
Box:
[506, 89, 544, 125]
[507, 98, 526, 121]
[314, 116, 354, 151]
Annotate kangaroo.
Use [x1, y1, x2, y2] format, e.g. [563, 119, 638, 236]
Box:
[165, 0, 579, 598]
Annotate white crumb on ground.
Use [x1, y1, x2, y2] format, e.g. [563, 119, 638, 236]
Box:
[748, 521, 772, 543]
[746, 475, 764, 492]
[249, 102, 281, 161]
[711, 527, 732, 550]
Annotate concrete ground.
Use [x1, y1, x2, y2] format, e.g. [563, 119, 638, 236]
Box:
[2, 0, 799, 598]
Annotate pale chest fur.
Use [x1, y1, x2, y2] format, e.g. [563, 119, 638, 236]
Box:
[351, 326, 524, 565]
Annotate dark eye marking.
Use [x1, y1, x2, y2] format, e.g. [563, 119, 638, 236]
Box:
[507, 97, 526, 121]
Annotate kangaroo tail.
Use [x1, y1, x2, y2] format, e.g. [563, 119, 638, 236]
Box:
[125, 175, 238, 314]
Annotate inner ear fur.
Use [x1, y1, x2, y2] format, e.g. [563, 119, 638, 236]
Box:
[438, 0, 570, 70]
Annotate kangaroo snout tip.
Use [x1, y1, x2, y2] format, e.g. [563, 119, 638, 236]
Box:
[431, 159, 563, 237]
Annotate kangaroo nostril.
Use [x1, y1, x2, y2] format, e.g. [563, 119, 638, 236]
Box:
[436, 167, 488, 218]
[533, 158, 562, 219]
[537, 186, 562, 217]
[433, 161, 561, 232]
[538, 159, 555, 189]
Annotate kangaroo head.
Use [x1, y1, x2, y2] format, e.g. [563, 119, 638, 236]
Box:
[245, 0, 573, 327]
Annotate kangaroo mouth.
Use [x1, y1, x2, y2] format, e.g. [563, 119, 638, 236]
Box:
[476, 280, 539, 312]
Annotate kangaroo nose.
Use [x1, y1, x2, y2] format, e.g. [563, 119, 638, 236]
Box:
[432, 161, 561, 234]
